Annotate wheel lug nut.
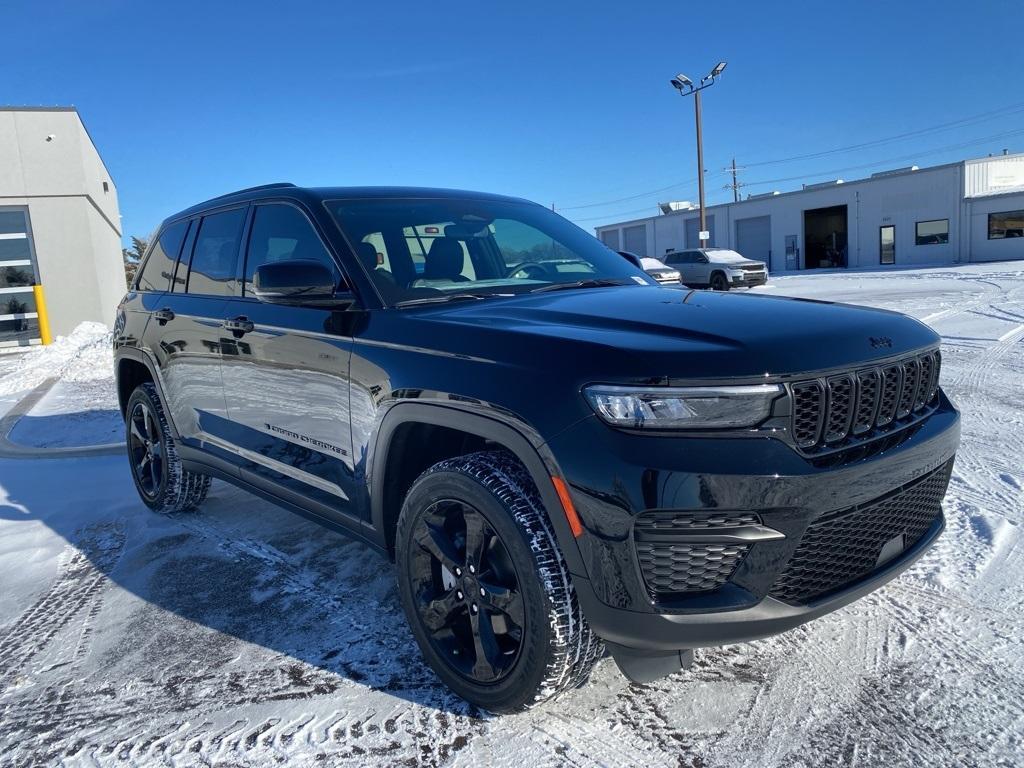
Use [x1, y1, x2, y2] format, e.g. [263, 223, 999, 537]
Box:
[480, 587, 486, 596]
[471, 604, 478, 614]
[454, 567, 462, 577]
[469, 565, 475, 574]
[456, 590, 464, 600]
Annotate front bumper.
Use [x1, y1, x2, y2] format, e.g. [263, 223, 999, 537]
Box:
[548, 392, 960, 652]
[731, 271, 768, 287]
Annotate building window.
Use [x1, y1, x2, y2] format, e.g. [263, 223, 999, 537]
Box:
[988, 210, 1024, 240]
[880, 225, 895, 264]
[0, 207, 41, 348]
[915, 219, 948, 245]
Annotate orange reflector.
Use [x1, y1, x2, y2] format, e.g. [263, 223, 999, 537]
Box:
[551, 476, 583, 538]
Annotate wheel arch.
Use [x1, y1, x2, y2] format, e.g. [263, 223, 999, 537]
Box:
[114, 348, 181, 439]
[369, 402, 586, 575]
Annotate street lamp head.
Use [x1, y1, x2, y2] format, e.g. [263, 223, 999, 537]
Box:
[709, 61, 727, 78]
[670, 74, 693, 91]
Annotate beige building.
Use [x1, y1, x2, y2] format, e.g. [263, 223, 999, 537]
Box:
[0, 106, 123, 349]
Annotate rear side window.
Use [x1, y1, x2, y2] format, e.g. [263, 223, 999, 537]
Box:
[136, 220, 188, 292]
[186, 208, 246, 296]
[243, 204, 338, 295]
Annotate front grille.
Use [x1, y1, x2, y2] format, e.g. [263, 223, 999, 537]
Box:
[768, 461, 951, 604]
[634, 512, 757, 597]
[789, 350, 940, 452]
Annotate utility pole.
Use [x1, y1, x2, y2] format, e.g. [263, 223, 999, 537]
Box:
[728, 157, 742, 202]
[670, 62, 727, 248]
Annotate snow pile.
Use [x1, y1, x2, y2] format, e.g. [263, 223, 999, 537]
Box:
[0, 321, 113, 397]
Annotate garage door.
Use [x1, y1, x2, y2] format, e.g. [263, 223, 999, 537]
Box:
[685, 215, 715, 248]
[735, 215, 771, 263]
[623, 224, 647, 256]
[599, 229, 620, 250]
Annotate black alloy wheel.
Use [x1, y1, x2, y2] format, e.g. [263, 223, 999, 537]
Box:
[710, 272, 730, 291]
[128, 399, 164, 500]
[409, 499, 526, 683]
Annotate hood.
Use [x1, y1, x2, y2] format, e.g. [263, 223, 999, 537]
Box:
[414, 285, 937, 380]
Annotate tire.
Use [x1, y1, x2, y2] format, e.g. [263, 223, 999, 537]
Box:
[125, 382, 210, 514]
[395, 450, 603, 712]
[710, 271, 730, 291]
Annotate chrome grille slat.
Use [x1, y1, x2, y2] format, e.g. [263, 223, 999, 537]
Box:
[790, 350, 940, 453]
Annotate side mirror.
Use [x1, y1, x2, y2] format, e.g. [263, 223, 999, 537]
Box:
[253, 260, 352, 307]
[617, 251, 642, 269]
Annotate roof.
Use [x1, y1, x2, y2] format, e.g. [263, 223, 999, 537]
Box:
[167, 184, 534, 222]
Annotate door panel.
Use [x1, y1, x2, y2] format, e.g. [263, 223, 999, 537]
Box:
[145, 294, 231, 443]
[219, 301, 356, 515]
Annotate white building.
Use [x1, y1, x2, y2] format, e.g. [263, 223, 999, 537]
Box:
[0, 106, 123, 349]
[595, 153, 1024, 271]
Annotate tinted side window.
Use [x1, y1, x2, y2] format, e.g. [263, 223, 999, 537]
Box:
[137, 220, 188, 292]
[187, 208, 246, 296]
[243, 204, 337, 295]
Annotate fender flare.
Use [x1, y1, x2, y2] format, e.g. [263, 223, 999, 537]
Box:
[114, 347, 182, 440]
[368, 401, 586, 576]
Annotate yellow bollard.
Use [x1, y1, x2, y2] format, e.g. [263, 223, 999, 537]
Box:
[32, 284, 53, 345]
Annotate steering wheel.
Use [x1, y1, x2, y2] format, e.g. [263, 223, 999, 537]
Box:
[505, 261, 548, 279]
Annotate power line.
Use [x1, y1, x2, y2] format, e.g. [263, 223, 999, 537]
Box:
[555, 100, 1024, 212]
[742, 127, 1024, 189]
[742, 101, 1024, 168]
[569, 126, 1024, 226]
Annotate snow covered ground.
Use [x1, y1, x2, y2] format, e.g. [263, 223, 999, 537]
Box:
[0, 263, 1022, 766]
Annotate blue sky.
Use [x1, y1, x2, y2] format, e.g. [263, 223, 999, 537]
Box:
[3, 0, 1022, 243]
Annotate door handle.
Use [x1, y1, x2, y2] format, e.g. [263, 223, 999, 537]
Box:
[154, 307, 175, 325]
[223, 315, 255, 337]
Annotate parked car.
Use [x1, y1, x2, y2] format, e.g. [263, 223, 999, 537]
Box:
[618, 251, 681, 285]
[115, 184, 959, 713]
[664, 247, 767, 290]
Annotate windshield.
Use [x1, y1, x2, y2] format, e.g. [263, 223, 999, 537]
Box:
[706, 249, 749, 264]
[326, 197, 654, 305]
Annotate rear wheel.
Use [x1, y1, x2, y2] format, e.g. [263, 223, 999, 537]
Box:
[395, 451, 602, 712]
[710, 271, 730, 291]
[126, 382, 210, 514]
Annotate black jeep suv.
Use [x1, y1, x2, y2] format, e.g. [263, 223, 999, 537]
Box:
[114, 184, 960, 712]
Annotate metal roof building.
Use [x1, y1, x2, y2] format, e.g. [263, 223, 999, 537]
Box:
[0, 106, 123, 350]
[594, 153, 1024, 271]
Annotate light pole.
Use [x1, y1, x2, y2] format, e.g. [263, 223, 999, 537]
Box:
[670, 61, 727, 248]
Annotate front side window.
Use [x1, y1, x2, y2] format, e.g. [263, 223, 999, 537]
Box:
[327, 197, 653, 306]
[915, 219, 948, 246]
[244, 204, 338, 295]
[137, 219, 189, 292]
[988, 210, 1024, 240]
[186, 208, 246, 296]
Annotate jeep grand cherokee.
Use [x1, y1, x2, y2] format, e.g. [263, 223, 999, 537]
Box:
[114, 183, 960, 712]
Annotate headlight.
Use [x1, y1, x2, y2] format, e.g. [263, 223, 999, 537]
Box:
[583, 384, 782, 429]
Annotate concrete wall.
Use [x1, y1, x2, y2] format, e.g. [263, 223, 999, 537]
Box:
[0, 108, 122, 336]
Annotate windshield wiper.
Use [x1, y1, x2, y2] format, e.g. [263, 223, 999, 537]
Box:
[395, 293, 491, 308]
[530, 278, 626, 294]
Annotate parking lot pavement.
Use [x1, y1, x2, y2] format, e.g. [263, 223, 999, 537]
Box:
[0, 263, 1022, 766]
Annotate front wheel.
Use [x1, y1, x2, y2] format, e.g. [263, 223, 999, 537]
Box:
[710, 272, 730, 291]
[395, 451, 602, 712]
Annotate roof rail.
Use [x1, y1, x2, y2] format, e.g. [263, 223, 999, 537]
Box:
[204, 182, 297, 203]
